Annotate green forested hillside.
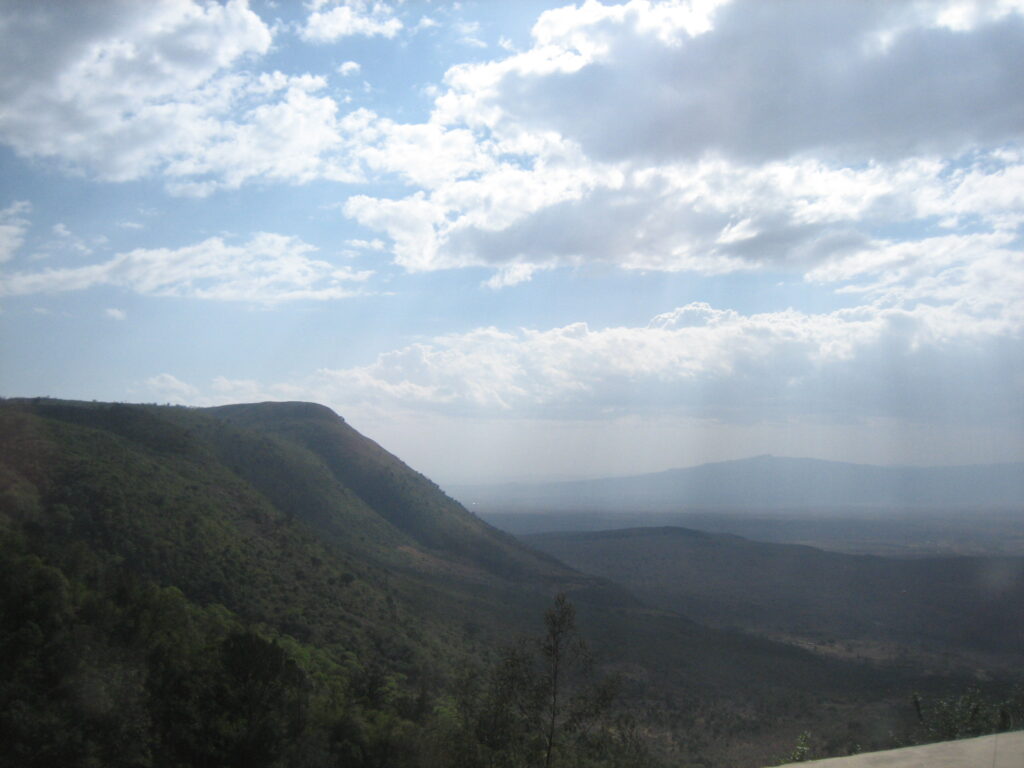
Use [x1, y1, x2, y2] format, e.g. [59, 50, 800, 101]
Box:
[0, 398, 615, 767]
[0, 398, 998, 767]
[206, 401, 567, 578]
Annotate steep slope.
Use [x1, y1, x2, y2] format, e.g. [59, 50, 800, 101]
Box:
[0, 399, 412, 654]
[205, 401, 561, 578]
[453, 454, 1024, 511]
[0, 399, 605, 645]
[0, 398, 643, 766]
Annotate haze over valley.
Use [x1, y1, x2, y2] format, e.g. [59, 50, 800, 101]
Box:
[454, 455, 1024, 557]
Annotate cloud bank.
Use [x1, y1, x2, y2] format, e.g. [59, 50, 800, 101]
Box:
[0, 233, 371, 303]
[150, 293, 1022, 435]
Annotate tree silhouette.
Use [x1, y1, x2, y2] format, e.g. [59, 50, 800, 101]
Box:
[540, 593, 589, 768]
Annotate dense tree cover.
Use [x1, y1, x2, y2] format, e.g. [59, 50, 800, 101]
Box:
[0, 541, 648, 767]
[2, 398, 1016, 767]
[0, 399, 651, 767]
[423, 594, 651, 768]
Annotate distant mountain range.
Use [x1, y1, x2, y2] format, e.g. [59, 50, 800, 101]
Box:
[450, 455, 1024, 511]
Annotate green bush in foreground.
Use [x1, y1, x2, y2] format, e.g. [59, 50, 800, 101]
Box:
[912, 686, 1024, 742]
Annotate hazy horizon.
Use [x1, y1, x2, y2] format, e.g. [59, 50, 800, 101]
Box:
[2, 0, 1023, 485]
[443, 452, 1024, 488]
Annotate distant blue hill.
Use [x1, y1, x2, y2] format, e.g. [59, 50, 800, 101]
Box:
[450, 455, 1024, 511]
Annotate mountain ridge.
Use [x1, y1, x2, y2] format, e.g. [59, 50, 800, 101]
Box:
[451, 454, 1024, 510]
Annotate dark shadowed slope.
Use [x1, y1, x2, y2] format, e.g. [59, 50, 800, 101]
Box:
[526, 526, 1024, 659]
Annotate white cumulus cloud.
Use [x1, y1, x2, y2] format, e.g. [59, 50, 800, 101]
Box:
[144, 373, 199, 404]
[302, 0, 402, 41]
[0, 200, 31, 263]
[0, 232, 373, 303]
[0, 1, 375, 192]
[338, 0, 1024, 294]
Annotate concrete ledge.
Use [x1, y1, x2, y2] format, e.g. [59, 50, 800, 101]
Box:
[772, 730, 1024, 767]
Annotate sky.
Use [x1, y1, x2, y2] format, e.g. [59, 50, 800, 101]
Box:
[1, 0, 1023, 485]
